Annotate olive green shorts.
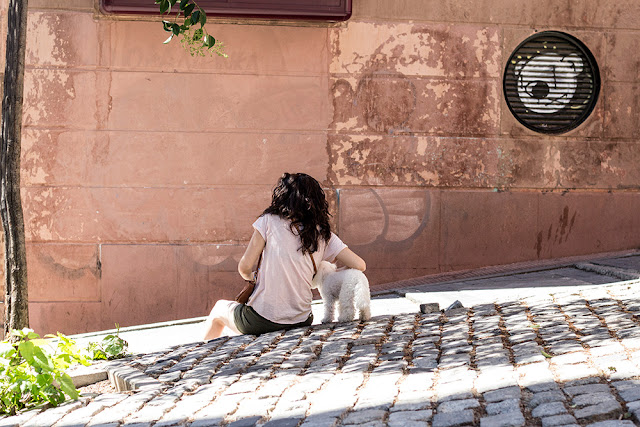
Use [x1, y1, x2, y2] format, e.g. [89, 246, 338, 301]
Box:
[233, 304, 313, 336]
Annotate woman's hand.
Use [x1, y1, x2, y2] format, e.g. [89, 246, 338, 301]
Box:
[334, 248, 366, 271]
[238, 230, 266, 281]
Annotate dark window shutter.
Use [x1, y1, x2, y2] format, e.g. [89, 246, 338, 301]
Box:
[100, 0, 352, 21]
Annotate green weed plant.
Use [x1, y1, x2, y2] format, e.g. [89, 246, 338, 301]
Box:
[87, 325, 129, 361]
[0, 329, 89, 416]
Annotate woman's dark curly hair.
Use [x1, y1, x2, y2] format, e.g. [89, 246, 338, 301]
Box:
[262, 173, 331, 254]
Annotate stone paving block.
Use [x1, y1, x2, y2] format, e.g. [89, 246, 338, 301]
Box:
[222, 377, 263, 396]
[189, 417, 227, 427]
[437, 398, 479, 413]
[475, 368, 518, 393]
[613, 377, 640, 388]
[108, 363, 164, 392]
[509, 332, 538, 344]
[122, 392, 182, 425]
[581, 333, 616, 347]
[435, 383, 474, 402]
[553, 363, 600, 382]
[476, 354, 511, 367]
[308, 395, 353, 417]
[0, 409, 42, 427]
[438, 367, 476, 384]
[483, 386, 521, 403]
[572, 392, 618, 408]
[371, 360, 407, 374]
[547, 340, 585, 355]
[563, 383, 611, 397]
[511, 341, 543, 355]
[485, 398, 521, 415]
[342, 408, 387, 424]
[387, 409, 432, 427]
[549, 351, 589, 365]
[157, 371, 182, 383]
[432, 409, 475, 427]
[591, 343, 627, 357]
[439, 353, 470, 369]
[408, 357, 437, 372]
[391, 394, 432, 412]
[479, 411, 525, 427]
[541, 414, 579, 426]
[585, 421, 635, 427]
[606, 361, 640, 380]
[563, 377, 600, 388]
[21, 400, 85, 427]
[514, 352, 546, 364]
[269, 400, 310, 420]
[227, 416, 262, 427]
[531, 402, 568, 418]
[527, 390, 566, 408]
[190, 394, 244, 425]
[620, 337, 640, 350]
[519, 376, 558, 392]
[56, 393, 128, 427]
[154, 388, 219, 425]
[231, 397, 278, 421]
[573, 400, 623, 422]
[255, 377, 296, 399]
[299, 415, 339, 427]
[262, 418, 302, 427]
[87, 389, 161, 426]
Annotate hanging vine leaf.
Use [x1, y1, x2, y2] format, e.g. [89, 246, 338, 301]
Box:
[190, 10, 200, 25]
[184, 3, 196, 18]
[155, 0, 227, 58]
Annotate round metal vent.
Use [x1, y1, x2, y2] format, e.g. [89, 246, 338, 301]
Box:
[503, 31, 600, 134]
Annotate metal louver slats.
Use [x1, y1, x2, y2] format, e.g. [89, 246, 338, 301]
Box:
[503, 31, 600, 134]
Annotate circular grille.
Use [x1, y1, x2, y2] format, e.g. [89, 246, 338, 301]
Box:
[503, 31, 600, 134]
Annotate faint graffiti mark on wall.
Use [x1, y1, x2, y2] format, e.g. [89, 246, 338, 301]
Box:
[340, 189, 434, 265]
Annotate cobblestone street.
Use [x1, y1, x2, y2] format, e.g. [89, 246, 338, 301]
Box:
[3, 254, 640, 426]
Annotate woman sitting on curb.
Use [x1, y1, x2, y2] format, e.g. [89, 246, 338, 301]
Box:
[202, 172, 366, 340]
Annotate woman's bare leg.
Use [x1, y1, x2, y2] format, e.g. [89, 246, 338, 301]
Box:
[202, 300, 241, 341]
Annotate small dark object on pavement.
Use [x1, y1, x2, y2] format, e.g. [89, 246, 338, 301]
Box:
[420, 303, 440, 314]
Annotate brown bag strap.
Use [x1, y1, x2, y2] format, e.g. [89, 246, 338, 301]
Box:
[295, 224, 317, 277]
[256, 252, 263, 273]
[245, 252, 263, 285]
[309, 252, 317, 277]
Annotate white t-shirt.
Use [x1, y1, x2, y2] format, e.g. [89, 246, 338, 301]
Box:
[248, 214, 347, 324]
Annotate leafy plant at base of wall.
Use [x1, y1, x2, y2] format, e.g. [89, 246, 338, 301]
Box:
[87, 325, 129, 361]
[156, 0, 227, 57]
[0, 329, 89, 416]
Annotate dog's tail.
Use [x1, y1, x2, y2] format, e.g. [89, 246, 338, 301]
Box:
[356, 275, 371, 321]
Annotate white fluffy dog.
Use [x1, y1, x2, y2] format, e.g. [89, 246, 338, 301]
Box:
[311, 261, 371, 323]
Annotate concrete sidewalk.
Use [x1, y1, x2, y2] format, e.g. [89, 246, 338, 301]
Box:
[3, 250, 640, 427]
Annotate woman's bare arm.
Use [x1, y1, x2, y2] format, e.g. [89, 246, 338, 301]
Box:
[334, 248, 366, 271]
[238, 230, 266, 281]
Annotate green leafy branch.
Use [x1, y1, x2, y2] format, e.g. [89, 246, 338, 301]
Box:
[156, 0, 227, 57]
[0, 329, 89, 416]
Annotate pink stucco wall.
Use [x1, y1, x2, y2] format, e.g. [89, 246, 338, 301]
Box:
[2, 0, 640, 335]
